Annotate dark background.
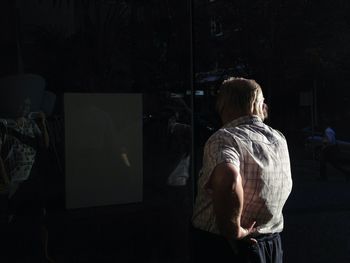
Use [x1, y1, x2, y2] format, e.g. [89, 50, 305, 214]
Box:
[0, 0, 350, 262]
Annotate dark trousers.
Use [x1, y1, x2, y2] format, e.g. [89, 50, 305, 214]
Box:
[191, 226, 283, 263]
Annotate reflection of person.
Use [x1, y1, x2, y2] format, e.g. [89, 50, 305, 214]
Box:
[319, 120, 348, 180]
[323, 125, 336, 145]
[167, 96, 191, 187]
[191, 78, 292, 262]
[0, 97, 52, 262]
[164, 96, 192, 262]
[0, 98, 49, 195]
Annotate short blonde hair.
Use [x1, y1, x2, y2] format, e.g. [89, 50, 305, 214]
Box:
[216, 77, 265, 119]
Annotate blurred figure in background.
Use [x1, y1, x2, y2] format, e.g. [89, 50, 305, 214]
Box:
[0, 97, 53, 262]
[319, 118, 349, 180]
[166, 95, 191, 187]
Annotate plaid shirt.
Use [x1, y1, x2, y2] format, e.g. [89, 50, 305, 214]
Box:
[192, 115, 292, 235]
[0, 119, 41, 183]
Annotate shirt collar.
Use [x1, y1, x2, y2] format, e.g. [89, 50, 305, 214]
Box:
[223, 115, 263, 129]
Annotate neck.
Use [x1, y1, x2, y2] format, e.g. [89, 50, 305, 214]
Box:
[221, 109, 247, 125]
[222, 115, 243, 126]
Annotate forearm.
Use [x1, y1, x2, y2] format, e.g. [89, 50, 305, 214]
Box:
[37, 121, 49, 149]
[213, 194, 239, 239]
[209, 162, 257, 248]
[213, 174, 244, 239]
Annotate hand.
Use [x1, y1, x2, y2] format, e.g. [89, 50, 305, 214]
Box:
[238, 221, 257, 244]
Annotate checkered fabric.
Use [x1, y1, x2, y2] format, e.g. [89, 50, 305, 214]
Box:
[192, 115, 292, 235]
[0, 119, 41, 183]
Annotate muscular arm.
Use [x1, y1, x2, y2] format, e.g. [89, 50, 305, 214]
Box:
[210, 162, 253, 240]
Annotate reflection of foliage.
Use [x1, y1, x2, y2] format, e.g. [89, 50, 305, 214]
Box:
[194, 0, 279, 73]
[194, 0, 350, 80]
[27, 0, 133, 92]
[193, 0, 350, 132]
[281, 1, 350, 80]
[28, 0, 190, 93]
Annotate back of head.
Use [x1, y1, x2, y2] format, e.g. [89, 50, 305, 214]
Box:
[0, 74, 46, 118]
[216, 77, 265, 120]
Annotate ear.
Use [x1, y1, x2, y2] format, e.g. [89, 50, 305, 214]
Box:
[262, 103, 268, 120]
[252, 95, 265, 119]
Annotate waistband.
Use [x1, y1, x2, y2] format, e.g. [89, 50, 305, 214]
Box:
[191, 225, 280, 243]
[253, 232, 280, 242]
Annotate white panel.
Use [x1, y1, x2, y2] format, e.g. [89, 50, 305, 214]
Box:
[64, 93, 143, 209]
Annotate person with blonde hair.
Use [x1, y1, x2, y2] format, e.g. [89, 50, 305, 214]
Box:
[192, 77, 292, 263]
